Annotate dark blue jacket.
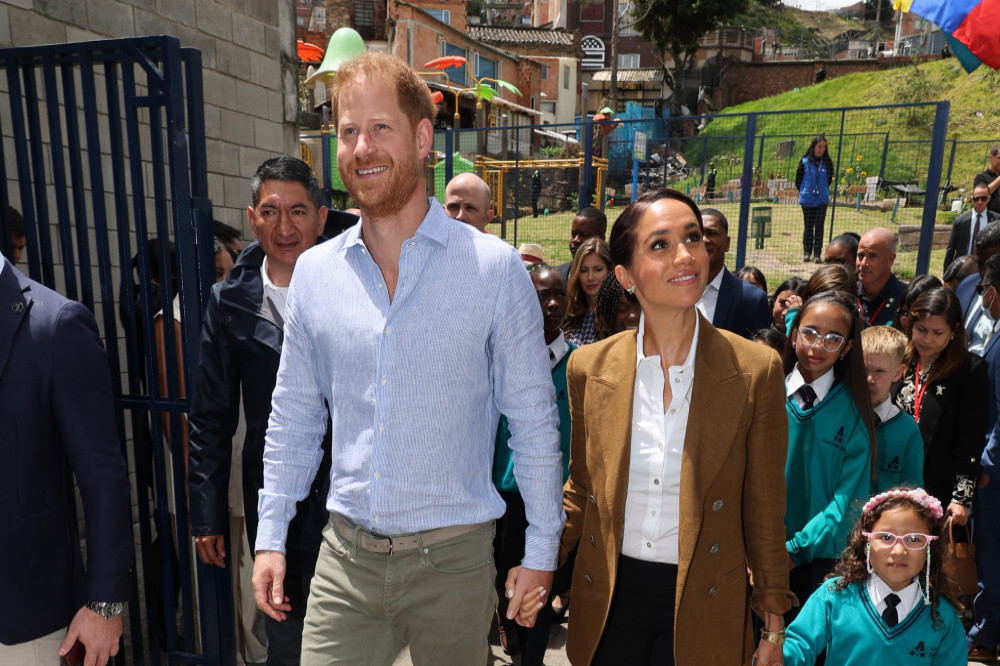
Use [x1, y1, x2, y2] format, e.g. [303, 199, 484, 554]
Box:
[712, 268, 772, 339]
[187, 223, 348, 553]
[0, 262, 131, 644]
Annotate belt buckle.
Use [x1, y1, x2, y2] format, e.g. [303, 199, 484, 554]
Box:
[386, 535, 393, 555]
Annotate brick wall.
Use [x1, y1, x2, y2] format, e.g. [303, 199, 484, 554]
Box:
[0, 0, 300, 234]
[723, 55, 938, 107]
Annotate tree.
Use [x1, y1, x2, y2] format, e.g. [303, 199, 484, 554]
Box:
[863, 0, 894, 30]
[631, 0, 752, 103]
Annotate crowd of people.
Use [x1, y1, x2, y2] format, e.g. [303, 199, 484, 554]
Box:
[5, 49, 1000, 666]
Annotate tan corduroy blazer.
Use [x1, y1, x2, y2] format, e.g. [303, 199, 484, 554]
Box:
[560, 314, 796, 665]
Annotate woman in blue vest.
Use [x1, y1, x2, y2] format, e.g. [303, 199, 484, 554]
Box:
[795, 135, 835, 263]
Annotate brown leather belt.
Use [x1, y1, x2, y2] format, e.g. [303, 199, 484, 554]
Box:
[330, 513, 488, 555]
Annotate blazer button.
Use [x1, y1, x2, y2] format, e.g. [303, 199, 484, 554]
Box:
[584, 574, 592, 584]
[590, 534, 596, 547]
[589, 494, 597, 504]
[710, 543, 720, 555]
[712, 499, 724, 512]
[708, 585, 717, 596]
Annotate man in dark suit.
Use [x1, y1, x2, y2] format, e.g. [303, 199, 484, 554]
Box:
[0, 246, 131, 664]
[975, 145, 1000, 216]
[944, 183, 999, 271]
[971, 254, 1000, 660]
[956, 222, 1000, 354]
[697, 208, 771, 338]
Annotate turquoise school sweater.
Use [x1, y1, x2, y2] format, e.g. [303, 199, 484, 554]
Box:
[493, 343, 575, 492]
[872, 407, 924, 495]
[785, 382, 872, 564]
[784, 577, 966, 665]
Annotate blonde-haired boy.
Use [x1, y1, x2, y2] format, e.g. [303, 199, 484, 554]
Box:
[862, 326, 924, 493]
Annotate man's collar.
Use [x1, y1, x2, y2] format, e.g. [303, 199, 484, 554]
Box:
[344, 198, 449, 252]
[860, 274, 892, 300]
[706, 266, 725, 291]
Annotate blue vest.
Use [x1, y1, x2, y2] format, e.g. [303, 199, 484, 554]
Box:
[799, 156, 830, 207]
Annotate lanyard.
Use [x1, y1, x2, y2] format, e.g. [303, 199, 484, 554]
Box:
[858, 294, 888, 325]
[913, 360, 930, 423]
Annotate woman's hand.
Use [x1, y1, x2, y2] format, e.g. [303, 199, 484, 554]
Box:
[946, 502, 969, 526]
[754, 640, 784, 666]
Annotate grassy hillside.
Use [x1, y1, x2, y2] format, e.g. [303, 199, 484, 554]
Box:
[680, 59, 1000, 198]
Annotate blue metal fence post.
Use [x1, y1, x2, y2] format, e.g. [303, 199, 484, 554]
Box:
[828, 109, 847, 241]
[916, 102, 950, 276]
[878, 131, 889, 182]
[945, 137, 958, 189]
[735, 113, 757, 270]
[321, 128, 333, 209]
[579, 117, 594, 208]
[445, 128, 454, 184]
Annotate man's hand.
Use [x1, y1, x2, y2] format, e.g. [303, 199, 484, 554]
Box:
[195, 534, 227, 567]
[57, 606, 122, 666]
[253, 550, 291, 621]
[504, 566, 553, 628]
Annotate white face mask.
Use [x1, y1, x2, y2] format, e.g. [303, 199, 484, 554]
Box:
[983, 286, 997, 323]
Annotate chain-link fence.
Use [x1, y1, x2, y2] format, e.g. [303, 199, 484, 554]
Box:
[301, 102, 972, 289]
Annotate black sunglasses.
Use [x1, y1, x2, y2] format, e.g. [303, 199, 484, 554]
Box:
[973, 196, 990, 202]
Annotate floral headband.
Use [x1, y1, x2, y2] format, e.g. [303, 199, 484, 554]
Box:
[863, 488, 944, 520]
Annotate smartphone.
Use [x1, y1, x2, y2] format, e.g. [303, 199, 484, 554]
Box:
[61, 640, 85, 666]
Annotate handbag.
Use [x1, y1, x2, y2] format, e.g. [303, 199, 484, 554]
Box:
[941, 515, 978, 597]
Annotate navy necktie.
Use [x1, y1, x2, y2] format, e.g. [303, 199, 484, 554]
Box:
[798, 385, 817, 410]
[882, 593, 901, 628]
[973, 213, 983, 248]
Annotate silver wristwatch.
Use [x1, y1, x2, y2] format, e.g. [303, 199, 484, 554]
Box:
[86, 601, 124, 619]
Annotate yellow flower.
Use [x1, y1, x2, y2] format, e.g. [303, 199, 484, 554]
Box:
[860, 171, 867, 178]
[846, 167, 854, 174]
[856, 155, 862, 162]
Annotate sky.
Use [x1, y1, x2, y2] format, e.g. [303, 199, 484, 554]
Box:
[782, 0, 853, 9]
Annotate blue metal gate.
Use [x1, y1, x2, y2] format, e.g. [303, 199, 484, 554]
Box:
[0, 36, 234, 665]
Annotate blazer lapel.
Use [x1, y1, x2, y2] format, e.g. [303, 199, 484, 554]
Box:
[678, 317, 748, 577]
[0, 265, 31, 378]
[712, 269, 738, 330]
[586, 332, 637, 535]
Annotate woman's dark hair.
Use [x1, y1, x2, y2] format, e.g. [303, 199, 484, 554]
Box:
[753, 328, 786, 353]
[830, 488, 961, 625]
[802, 134, 829, 159]
[903, 287, 967, 384]
[563, 236, 612, 336]
[803, 262, 857, 300]
[594, 273, 638, 340]
[893, 275, 943, 333]
[770, 276, 806, 308]
[783, 290, 877, 479]
[608, 188, 703, 269]
[735, 265, 767, 294]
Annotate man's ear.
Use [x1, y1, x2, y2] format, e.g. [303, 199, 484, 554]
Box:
[247, 206, 259, 239]
[415, 118, 433, 160]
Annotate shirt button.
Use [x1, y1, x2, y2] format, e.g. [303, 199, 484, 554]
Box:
[378, 283, 384, 289]
[361, 248, 367, 254]
[669, 409, 676, 416]
[674, 377, 680, 384]
[708, 585, 717, 596]
[710, 543, 720, 555]
[374, 516, 379, 523]
[382, 376, 387, 385]
[651, 510, 656, 516]
[653, 479, 660, 485]
[713, 499, 724, 512]
[658, 444, 663, 450]
[385, 328, 391, 335]
[646, 542, 652, 548]
[379, 425, 385, 433]
[374, 472, 380, 479]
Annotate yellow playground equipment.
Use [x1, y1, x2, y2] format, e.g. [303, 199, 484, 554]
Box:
[476, 156, 608, 225]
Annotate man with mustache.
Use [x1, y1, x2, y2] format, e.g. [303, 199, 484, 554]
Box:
[251, 52, 564, 665]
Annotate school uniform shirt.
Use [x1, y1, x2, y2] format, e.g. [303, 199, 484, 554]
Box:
[695, 268, 725, 325]
[786, 366, 836, 409]
[784, 379, 872, 564]
[783, 576, 966, 665]
[867, 575, 921, 623]
[871, 399, 923, 495]
[621, 313, 698, 564]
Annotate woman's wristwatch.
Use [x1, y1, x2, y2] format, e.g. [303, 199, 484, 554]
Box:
[86, 601, 124, 619]
[760, 629, 786, 646]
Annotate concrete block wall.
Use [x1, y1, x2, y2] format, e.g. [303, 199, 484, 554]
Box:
[0, 0, 300, 237]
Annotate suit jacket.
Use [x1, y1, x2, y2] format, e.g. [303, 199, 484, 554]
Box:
[712, 268, 772, 339]
[957, 271, 980, 319]
[902, 353, 988, 505]
[981, 332, 1000, 479]
[0, 262, 131, 644]
[944, 209, 1000, 270]
[560, 314, 794, 665]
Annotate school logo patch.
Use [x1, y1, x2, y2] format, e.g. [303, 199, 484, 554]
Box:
[885, 455, 901, 473]
[907, 640, 937, 658]
[822, 426, 847, 452]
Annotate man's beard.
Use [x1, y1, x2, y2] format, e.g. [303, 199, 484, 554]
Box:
[339, 151, 423, 219]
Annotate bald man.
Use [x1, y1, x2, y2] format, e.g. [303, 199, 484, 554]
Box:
[857, 227, 907, 326]
[444, 173, 494, 232]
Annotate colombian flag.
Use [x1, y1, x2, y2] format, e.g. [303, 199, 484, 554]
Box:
[894, 0, 1000, 71]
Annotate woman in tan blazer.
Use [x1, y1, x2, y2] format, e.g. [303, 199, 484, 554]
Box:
[559, 189, 795, 665]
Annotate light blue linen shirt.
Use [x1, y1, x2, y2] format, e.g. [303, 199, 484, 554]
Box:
[255, 199, 565, 570]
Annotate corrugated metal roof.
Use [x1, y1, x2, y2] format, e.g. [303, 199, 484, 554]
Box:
[469, 26, 575, 47]
[591, 68, 664, 83]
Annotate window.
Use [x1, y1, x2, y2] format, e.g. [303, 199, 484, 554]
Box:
[619, 2, 638, 36]
[617, 53, 640, 68]
[580, 1, 604, 32]
[442, 42, 468, 86]
[355, 0, 374, 37]
[562, 64, 570, 89]
[540, 63, 549, 79]
[541, 100, 556, 115]
[475, 54, 498, 80]
[426, 9, 451, 25]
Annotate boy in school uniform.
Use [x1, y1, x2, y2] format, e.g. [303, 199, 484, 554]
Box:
[862, 326, 924, 493]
